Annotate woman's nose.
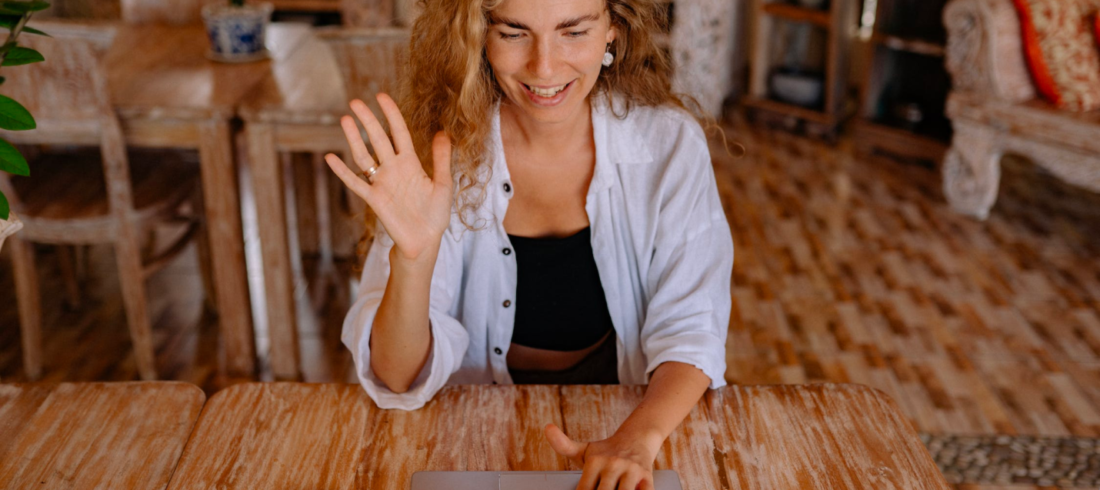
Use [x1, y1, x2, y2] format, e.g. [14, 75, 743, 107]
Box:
[528, 39, 557, 80]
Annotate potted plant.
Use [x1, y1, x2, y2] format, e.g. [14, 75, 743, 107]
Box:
[201, 0, 273, 63]
[0, 0, 49, 253]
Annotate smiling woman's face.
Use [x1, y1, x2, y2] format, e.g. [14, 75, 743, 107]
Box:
[485, 0, 616, 125]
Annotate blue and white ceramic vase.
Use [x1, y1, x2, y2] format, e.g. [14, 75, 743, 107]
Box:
[202, 2, 274, 63]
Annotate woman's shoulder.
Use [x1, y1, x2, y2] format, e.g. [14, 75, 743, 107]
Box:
[602, 96, 707, 147]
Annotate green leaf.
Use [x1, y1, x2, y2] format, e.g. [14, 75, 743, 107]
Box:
[0, 2, 50, 13]
[0, 15, 47, 35]
[0, 138, 29, 176]
[0, 189, 9, 220]
[2, 46, 42, 66]
[0, 94, 34, 130]
[21, 24, 46, 36]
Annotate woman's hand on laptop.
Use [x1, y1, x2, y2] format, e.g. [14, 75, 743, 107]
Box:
[545, 423, 656, 490]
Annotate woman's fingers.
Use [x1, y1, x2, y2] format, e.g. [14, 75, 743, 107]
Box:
[618, 468, 646, 490]
[323, 152, 372, 203]
[376, 93, 414, 156]
[545, 424, 587, 465]
[639, 473, 655, 490]
[348, 99, 396, 163]
[339, 115, 376, 173]
[595, 464, 629, 490]
[431, 130, 453, 187]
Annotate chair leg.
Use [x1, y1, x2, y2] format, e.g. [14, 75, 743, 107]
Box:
[191, 188, 217, 314]
[115, 229, 157, 381]
[57, 245, 83, 309]
[10, 237, 43, 380]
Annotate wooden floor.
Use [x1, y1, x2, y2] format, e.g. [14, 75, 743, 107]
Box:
[3, 123, 1100, 489]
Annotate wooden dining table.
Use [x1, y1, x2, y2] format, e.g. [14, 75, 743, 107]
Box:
[165, 382, 951, 489]
[0, 382, 205, 487]
[99, 21, 314, 377]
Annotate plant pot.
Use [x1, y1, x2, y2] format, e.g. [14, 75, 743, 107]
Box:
[202, 3, 273, 63]
[0, 210, 22, 254]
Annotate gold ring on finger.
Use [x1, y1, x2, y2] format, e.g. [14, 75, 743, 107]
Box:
[360, 165, 378, 184]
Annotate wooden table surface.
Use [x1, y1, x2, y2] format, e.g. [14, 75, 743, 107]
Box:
[167, 382, 951, 489]
[0, 382, 205, 488]
[101, 21, 311, 377]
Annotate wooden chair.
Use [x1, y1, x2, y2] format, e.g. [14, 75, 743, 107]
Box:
[306, 27, 408, 287]
[0, 21, 206, 380]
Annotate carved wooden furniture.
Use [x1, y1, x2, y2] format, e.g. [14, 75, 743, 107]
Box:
[239, 27, 406, 379]
[0, 22, 208, 381]
[0, 382, 205, 487]
[743, 0, 860, 137]
[165, 382, 950, 489]
[853, 0, 953, 165]
[941, 0, 1100, 219]
[0, 212, 20, 255]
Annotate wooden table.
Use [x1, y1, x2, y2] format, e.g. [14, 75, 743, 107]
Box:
[239, 32, 350, 380]
[0, 382, 205, 488]
[103, 22, 312, 377]
[166, 382, 951, 489]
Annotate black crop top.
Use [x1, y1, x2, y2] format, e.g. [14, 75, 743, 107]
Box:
[507, 227, 615, 352]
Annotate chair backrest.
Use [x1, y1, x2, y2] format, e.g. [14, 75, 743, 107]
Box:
[120, 0, 209, 25]
[316, 27, 409, 109]
[340, 0, 393, 27]
[2, 21, 116, 143]
[0, 21, 134, 218]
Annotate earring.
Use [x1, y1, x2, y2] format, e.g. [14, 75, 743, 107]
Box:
[602, 43, 614, 67]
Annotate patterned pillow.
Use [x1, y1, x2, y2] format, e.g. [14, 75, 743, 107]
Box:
[1012, 0, 1100, 111]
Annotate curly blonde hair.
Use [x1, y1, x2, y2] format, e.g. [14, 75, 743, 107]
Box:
[359, 0, 712, 256]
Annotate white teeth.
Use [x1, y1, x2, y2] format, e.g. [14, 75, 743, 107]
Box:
[527, 83, 568, 98]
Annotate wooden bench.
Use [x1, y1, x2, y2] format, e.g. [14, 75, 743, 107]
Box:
[942, 0, 1100, 219]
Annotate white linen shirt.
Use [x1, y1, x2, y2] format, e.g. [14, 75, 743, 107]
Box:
[343, 96, 734, 410]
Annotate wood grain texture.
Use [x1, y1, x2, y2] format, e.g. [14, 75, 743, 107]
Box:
[707, 384, 949, 489]
[169, 383, 372, 489]
[0, 382, 204, 488]
[166, 383, 944, 489]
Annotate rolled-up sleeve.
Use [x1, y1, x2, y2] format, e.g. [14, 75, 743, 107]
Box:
[342, 225, 469, 410]
[640, 123, 734, 389]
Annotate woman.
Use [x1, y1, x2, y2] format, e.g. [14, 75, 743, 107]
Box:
[325, 0, 734, 488]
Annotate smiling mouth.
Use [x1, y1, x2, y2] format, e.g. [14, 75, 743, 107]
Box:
[522, 80, 574, 98]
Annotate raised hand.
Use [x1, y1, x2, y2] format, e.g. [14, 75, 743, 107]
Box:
[324, 93, 453, 262]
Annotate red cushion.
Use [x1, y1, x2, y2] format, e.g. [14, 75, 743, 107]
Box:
[1095, 12, 1100, 49]
[1013, 0, 1100, 111]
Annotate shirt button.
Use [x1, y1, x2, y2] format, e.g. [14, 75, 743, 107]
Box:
[502, 247, 511, 256]
[503, 299, 511, 308]
[494, 347, 503, 355]
[503, 182, 512, 193]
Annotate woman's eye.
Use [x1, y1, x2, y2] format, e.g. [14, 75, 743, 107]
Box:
[498, 32, 523, 40]
[566, 30, 590, 38]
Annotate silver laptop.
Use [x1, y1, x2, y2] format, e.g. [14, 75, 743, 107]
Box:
[410, 470, 683, 490]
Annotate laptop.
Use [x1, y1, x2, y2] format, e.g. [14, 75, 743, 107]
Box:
[410, 470, 683, 490]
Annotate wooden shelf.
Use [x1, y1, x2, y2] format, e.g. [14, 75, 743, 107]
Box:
[871, 33, 945, 57]
[762, 2, 831, 27]
[743, 96, 834, 125]
[852, 120, 949, 164]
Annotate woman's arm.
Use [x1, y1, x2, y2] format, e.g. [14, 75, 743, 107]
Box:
[369, 245, 438, 393]
[546, 361, 711, 490]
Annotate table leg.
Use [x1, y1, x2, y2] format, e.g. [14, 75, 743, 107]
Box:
[247, 122, 301, 380]
[199, 119, 256, 377]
